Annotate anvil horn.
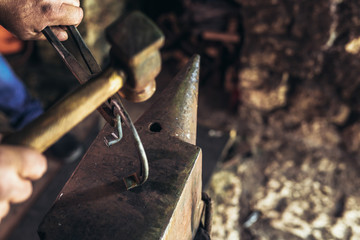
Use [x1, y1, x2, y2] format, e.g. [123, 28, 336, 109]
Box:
[136, 54, 200, 145]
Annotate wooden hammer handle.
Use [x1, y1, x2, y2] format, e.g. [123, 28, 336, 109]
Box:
[3, 70, 124, 153]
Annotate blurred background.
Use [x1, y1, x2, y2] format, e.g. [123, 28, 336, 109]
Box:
[2, 0, 360, 239]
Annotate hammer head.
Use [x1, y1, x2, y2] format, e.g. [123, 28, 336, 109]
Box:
[106, 11, 165, 102]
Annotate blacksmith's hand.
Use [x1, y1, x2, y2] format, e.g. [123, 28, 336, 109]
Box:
[0, 0, 83, 41]
[0, 144, 47, 222]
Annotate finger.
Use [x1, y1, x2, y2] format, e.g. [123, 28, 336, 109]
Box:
[33, 28, 64, 41]
[17, 147, 47, 180]
[0, 201, 10, 221]
[47, 4, 83, 27]
[0, 145, 47, 180]
[0, 169, 32, 203]
[30, 32, 47, 41]
[9, 180, 32, 204]
[62, 0, 81, 7]
[49, 26, 68, 41]
[8, 172, 32, 203]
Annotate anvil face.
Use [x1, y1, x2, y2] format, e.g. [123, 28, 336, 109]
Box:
[39, 55, 202, 240]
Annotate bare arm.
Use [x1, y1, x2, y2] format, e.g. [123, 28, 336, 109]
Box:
[0, 0, 83, 41]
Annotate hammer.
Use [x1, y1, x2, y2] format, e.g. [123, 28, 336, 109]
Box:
[3, 12, 164, 162]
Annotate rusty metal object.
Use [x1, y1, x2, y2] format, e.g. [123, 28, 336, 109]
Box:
[42, 26, 99, 85]
[107, 11, 165, 102]
[3, 68, 124, 152]
[104, 114, 123, 147]
[110, 98, 149, 189]
[38, 55, 202, 240]
[202, 31, 240, 43]
[66, 25, 102, 75]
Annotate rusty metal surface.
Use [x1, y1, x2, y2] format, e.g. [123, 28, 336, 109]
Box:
[136, 55, 200, 145]
[38, 55, 201, 239]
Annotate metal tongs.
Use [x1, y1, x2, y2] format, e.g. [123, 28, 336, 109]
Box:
[42, 26, 100, 83]
[42, 26, 149, 189]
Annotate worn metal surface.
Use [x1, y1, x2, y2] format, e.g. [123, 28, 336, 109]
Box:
[136, 55, 200, 145]
[38, 55, 202, 240]
[107, 11, 165, 102]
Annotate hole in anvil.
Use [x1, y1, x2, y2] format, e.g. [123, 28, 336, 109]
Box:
[149, 122, 162, 132]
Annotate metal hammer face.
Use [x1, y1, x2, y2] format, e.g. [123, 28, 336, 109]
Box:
[107, 11, 165, 102]
[38, 55, 203, 240]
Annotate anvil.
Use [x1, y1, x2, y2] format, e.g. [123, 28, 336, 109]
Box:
[38, 55, 204, 240]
